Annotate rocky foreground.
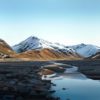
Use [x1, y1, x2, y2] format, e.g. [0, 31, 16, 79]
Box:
[0, 62, 57, 100]
[0, 60, 99, 100]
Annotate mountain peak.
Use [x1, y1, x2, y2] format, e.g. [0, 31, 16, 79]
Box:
[80, 43, 86, 46]
[12, 36, 72, 53]
[71, 43, 100, 57]
[27, 36, 39, 40]
[12, 36, 100, 58]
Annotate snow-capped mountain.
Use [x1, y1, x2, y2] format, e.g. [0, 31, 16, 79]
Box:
[13, 36, 75, 53]
[70, 43, 100, 57]
[12, 36, 100, 58]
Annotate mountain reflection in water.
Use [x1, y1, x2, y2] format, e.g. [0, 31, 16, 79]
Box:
[43, 66, 100, 100]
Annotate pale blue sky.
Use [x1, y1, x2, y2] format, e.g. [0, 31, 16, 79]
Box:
[0, 0, 100, 46]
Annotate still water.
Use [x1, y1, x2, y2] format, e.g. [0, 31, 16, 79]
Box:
[43, 66, 100, 100]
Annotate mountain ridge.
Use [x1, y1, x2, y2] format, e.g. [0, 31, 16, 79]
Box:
[12, 36, 100, 58]
[0, 36, 100, 60]
[13, 36, 68, 52]
[12, 48, 81, 61]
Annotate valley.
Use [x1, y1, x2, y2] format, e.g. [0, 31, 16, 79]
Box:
[0, 0, 100, 100]
[0, 36, 100, 61]
[0, 60, 99, 100]
[0, 36, 100, 100]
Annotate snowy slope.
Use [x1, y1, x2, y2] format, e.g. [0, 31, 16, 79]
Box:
[71, 43, 100, 57]
[12, 36, 100, 58]
[13, 36, 75, 53]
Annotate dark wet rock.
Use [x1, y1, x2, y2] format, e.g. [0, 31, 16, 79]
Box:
[55, 97, 60, 100]
[51, 83, 56, 86]
[9, 79, 18, 85]
[15, 96, 23, 100]
[0, 62, 55, 100]
[62, 88, 66, 90]
[2, 95, 15, 100]
[49, 90, 56, 93]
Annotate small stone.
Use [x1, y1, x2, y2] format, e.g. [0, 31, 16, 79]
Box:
[62, 88, 66, 90]
[52, 83, 56, 86]
[49, 90, 56, 93]
[9, 80, 17, 85]
[2, 95, 15, 100]
[3, 87, 9, 91]
[16, 96, 23, 100]
[56, 97, 60, 100]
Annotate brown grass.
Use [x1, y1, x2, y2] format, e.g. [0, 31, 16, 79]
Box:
[0, 40, 15, 55]
[12, 48, 82, 61]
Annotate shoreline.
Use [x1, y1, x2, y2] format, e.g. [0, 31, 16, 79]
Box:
[57, 60, 100, 80]
[0, 59, 99, 100]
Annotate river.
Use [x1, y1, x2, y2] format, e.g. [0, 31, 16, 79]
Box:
[42, 64, 100, 100]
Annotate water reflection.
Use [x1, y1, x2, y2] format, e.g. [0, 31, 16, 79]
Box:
[42, 66, 100, 100]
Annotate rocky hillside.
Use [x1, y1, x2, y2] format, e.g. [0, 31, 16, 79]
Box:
[13, 36, 100, 59]
[0, 36, 100, 60]
[90, 52, 100, 59]
[0, 39, 15, 58]
[13, 48, 81, 61]
[12, 36, 74, 53]
[70, 43, 100, 57]
[12, 36, 81, 60]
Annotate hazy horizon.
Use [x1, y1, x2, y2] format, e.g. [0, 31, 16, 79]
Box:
[0, 0, 100, 46]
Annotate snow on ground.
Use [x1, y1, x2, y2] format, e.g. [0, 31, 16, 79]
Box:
[12, 36, 100, 57]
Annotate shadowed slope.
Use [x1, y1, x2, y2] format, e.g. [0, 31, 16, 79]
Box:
[0, 39, 15, 58]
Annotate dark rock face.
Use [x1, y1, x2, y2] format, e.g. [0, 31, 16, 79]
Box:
[0, 62, 55, 100]
[0, 53, 11, 59]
